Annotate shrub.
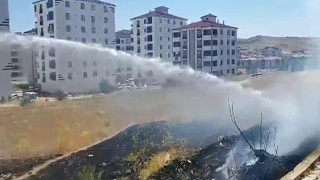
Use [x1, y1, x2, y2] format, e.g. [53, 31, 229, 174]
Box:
[99, 79, 116, 94]
[20, 96, 32, 106]
[53, 90, 67, 101]
[77, 166, 103, 180]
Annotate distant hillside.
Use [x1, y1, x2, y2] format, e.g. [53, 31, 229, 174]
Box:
[238, 35, 320, 52]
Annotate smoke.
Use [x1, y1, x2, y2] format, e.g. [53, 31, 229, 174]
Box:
[1, 33, 320, 156]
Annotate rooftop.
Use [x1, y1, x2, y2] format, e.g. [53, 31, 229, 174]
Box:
[32, 0, 116, 6]
[131, 6, 187, 21]
[175, 20, 238, 30]
[116, 30, 132, 39]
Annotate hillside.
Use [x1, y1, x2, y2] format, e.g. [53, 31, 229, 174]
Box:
[238, 35, 320, 52]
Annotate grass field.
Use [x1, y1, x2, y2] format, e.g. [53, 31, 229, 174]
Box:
[0, 92, 169, 159]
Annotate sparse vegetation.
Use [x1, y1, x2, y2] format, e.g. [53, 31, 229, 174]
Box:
[77, 166, 103, 180]
[99, 79, 116, 94]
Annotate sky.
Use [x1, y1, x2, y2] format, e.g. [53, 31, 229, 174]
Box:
[8, 0, 320, 38]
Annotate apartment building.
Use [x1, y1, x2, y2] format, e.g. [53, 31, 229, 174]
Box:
[131, 6, 187, 61]
[262, 47, 282, 57]
[0, 0, 12, 101]
[116, 30, 134, 54]
[172, 14, 239, 75]
[33, 0, 117, 93]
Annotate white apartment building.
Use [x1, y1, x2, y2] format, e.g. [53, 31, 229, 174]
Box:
[131, 6, 187, 61]
[172, 14, 238, 75]
[33, 0, 117, 93]
[0, 0, 12, 101]
[116, 30, 133, 54]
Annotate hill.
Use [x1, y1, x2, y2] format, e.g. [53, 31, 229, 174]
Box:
[238, 35, 320, 52]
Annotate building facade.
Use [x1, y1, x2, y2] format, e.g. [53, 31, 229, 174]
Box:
[131, 6, 187, 61]
[115, 30, 133, 54]
[33, 0, 117, 93]
[0, 0, 12, 101]
[0, 0, 10, 32]
[172, 14, 239, 75]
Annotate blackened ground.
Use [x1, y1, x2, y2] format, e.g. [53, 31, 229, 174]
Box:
[237, 150, 303, 180]
[150, 136, 238, 180]
[0, 154, 61, 179]
[29, 121, 171, 180]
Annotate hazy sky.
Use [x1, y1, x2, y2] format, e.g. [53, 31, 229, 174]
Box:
[9, 0, 320, 38]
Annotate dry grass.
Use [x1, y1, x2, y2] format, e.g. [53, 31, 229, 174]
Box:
[0, 92, 169, 159]
[139, 144, 193, 180]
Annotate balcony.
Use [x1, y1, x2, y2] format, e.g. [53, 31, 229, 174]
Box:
[182, 45, 187, 49]
[197, 45, 202, 49]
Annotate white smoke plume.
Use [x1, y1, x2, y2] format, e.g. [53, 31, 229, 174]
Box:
[0, 33, 319, 156]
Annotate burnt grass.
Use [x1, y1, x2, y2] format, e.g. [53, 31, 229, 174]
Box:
[0, 154, 61, 179]
[1, 121, 309, 180]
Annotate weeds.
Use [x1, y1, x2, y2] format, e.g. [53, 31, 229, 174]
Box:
[77, 166, 103, 180]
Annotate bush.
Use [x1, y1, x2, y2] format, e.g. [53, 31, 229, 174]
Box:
[53, 90, 67, 101]
[20, 96, 32, 106]
[77, 166, 103, 180]
[99, 79, 116, 94]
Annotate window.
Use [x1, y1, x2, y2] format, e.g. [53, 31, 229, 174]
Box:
[11, 58, 18, 63]
[232, 69, 235, 74]
[227, 59, 230, 64]
[49, 72, 56, 81]
[221, 40, 223, 45]
[104, 6, 108, 12]
[160, 54, 163, 58]
[91, 16, 95, 22]
[220, 60, 223, 65]
[173, 42, 181, 47]
[147, 17, 152, 24]
[92, 38, 96, 43]
[66, 13, 71, 20]
[49, 60, 56, 69]
[49, 48, 55, 57]
[104, 17, 108, 23]
[83, 61, 87, 67]
[204, 40, 211, 46]
[167, 19, 170, 24]
[160, 45, 162, 50]
[204, 51, 211, 56]
[213, 61, 217, 66]
[93, 71, 98, 77]
[81, 15, 85, 21]
[39, 4, 43, 14]
[92, 27, 96, 33]
[80, 3, 85, 10]
[204, 61, 211, 66]
[220, 29, 223, 35]
[168, 28, 170, 32]
[147, 44, 153, 50]
[227, 69, 230, 74]
[47, 11, 54, 21]
[232, 30, 236, 36]
[173, 20, 176, 25]
[180, 21, 183, 25]
[147, 26, 152, 33]
[104, 28, 108, 34]
[212, 50, 217, 56]
[168, 45, 171, 49]
[168, 37, 170, 41]
[34, 5, 37, 12]
[136, 20, 140, 28]
[66, 25, 71, 32]
[147, 35, 152, 42]
[232, 59, 235, 64]
[212, 29, 218, 35]
[221, 50, 223, 55]
[65, 1, 70, 7]
[203, 29, 212, 35]
[173, 32, 181, 38]
[232, 50, 235, 55]
[160, 36, 162, 41]
[47, 0, 53, 8]
[83, 72, 88, 78]
[168, 53, 170, 58]
[105, 39, 108, 45]
[68, 61, 72, 68]
[232, 40, 236, 46]
[82, 38, 86, 43]
[42, 73, 46, 83]
[91, 4, 95, 11]
[81, 26, 86, 33]
[68, 73, 72, 80]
